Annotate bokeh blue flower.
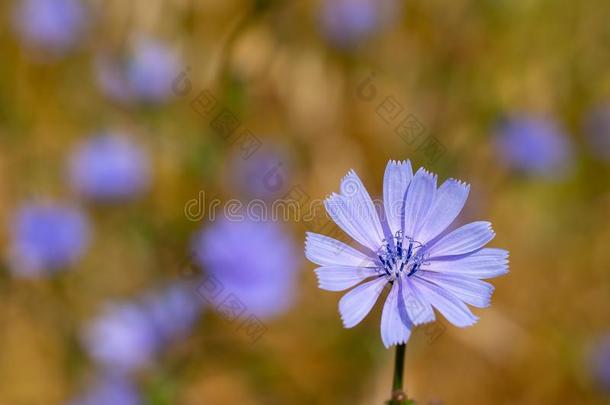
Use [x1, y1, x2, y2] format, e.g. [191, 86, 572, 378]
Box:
[13, 0, 87, 58]
[95, 39, 180, 105]
[589, 335, 610, 392]
[83, 283, 202, 373]
[228, 146, 290, 201]
[143, 283, 202, 345]
[494, 115, 574, 178]
[192, 218, 299, 319]
[84, 302, 158, 373]
[318, 0, 400, 48]
[583, 104, 610, 162]
[68, 133, 150, 202]
[9, 202, 90, 278]
[67, 374, 141, 405]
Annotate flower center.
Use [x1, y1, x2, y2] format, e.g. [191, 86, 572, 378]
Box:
[376, 231, 426, 281]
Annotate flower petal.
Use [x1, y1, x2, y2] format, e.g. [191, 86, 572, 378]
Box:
[338, 170, 384, 247]
[421, 248, 509, 279]
[418, 179, 470, 244]
[425, 221, 495, 258]
[417, 271, 494, 308]
[403, 168, 437, 241]
[325, 188, 384, 252]
[305, 232, 376, 267]
[402, 277, 435, 325]
[414, 277, 478, 327]
[380, 279, 413, 348]
[339, 276, 388, 328]
[383, 160, 413, 235]
[314, 266, 379, 291]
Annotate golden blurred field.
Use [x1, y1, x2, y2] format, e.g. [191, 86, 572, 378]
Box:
[0, 0, 610, 404]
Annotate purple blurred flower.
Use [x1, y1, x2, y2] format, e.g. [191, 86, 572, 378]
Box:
[84, 302, 159, 372]
[305, 161, 509, 348]
[319, 0, 400, 48]
[95, 57, 132, 104]
[127, 40, 180, 103]
[83, 283, 202, 373]
[192, 218, 299, 319]
[68, 133, 150, 202]
[13, 0, 87, 58]
[229, 147, 290, 200]
[9, 202, 90, 278]
[68, 375, 141, 405]
[589, 335, 610, 391]
[95, 39, 180, 105]
[144, 283, 202, 344]
[583, 105, 610, 162]
[494, 115, 573, 178]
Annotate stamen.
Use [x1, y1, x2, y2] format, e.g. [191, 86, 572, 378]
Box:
[376, 233, 426, 281]
[406, 263, 420, 277]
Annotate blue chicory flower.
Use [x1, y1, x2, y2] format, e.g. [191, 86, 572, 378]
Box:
[95, 39, 180, 105]
[319, 0, 400, 48]
[9, 202, 90, 278]
[192, 218, 299, 319]
[229, 146, 290, 201]
[143, 283, 202, 345]
[583, 105, 610, 162]
[13, 0, 87, 58]
[68, 133, 150, 202]
[83, 283, 202, 373]
[494, 115, 573, 178]
[305, 160, 509, 347]
[84, 302, 159, 373]
[589, 335, 610, 392]
[67, 374, 141, 405]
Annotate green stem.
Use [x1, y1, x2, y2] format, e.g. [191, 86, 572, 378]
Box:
[387, 344, 414, 405]
[392, 343, 406, 393]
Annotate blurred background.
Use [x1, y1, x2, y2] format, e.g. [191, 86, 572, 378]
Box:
[1, 0, 610, 404]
